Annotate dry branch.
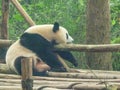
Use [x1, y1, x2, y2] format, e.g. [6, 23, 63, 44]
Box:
[10, 0, 35, 26]
[55, 44, 120, 52]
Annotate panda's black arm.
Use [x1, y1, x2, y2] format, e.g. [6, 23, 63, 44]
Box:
[55, 51, 78, 67]
[44, 49, 64, 67]
[20, 33, 53, 52]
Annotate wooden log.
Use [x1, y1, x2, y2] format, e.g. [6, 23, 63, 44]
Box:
[0, 74, 120, 83]
[21, 57, 33, 90]
[47, 72, 120, 79]
[0, 84, 120, 90]
[1, 0, 9, 39]
[0, 86, 22, 90]
[0, 64, 13, 74]
[73, 83, 120, 90]
[10, 0, 35, 26]
[0, 39, 13, 48]
[1, 64, 120, 79]
[0, 86, 38, 90]
[0, 77, 120, 89]
[55, 44, 120, 52]
[70, 68, 120, 74]
[38, 87, 61, 90]
[2, 39, 120, 52]
[0, 74, 120, 90]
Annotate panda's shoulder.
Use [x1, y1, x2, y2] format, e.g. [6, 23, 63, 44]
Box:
[28, 24, 53, 29]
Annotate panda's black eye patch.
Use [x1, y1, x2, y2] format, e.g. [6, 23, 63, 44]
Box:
[66, 33, 69, 39]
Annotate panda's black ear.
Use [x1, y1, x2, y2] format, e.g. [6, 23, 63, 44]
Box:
[53, 22, 59, 33]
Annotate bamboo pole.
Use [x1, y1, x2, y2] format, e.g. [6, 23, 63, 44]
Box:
[21, 57, 33, 90]
[55, 44, 120, 52]
[10, 0, 35, 26]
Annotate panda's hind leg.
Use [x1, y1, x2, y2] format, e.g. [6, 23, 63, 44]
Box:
[14, 56, 49, 76]
[14, 56, 24, 75]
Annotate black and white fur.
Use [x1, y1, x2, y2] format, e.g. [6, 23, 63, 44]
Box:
[6, 22, 78, 76]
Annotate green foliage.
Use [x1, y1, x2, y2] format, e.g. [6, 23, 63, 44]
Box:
[112, 38, 120, 44]
[111, 0, 120, 40]
[111, 0, 120, 70]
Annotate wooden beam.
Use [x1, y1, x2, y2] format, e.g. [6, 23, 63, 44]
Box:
[1, 40, 120, 52]
[55, 44, 120, 52]
[10, 0, 35, 26]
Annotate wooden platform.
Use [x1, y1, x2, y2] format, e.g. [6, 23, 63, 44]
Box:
[0, 69, 120, 90]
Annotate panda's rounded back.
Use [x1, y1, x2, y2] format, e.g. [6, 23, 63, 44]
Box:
[5, 40, 38, 73]
[25, 25, 55, 42]
[24, 24, 73, 44]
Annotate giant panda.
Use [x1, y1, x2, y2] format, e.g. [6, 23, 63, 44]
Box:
[6, 22, 78, 76]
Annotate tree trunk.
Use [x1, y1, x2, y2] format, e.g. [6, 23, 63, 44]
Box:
[86, 0, 112, 70]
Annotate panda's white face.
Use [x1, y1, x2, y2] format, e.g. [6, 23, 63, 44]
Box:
[65, 31, 74, 44]
[54, 26, 74, 44]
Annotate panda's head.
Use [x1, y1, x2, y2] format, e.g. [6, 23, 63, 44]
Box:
[52, 22, 74, 44]
[25, 22, 74, 45]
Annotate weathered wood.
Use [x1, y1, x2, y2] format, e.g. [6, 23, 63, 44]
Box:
[47, 72, 120, 79]
[1, 0, 9, 39]
[0, 78, 120, 90]
[0, 84, 119, 90]
[0, 73, 120, 90]
[1, 64, 120, 79]
[55, 44, 120, 52]
[0, 64, 12, 74]
[21, 57, 33, 90]
[0, 86, 38, 90]
[0, 39, 13, 48]
[2, 40, 120, 52]
[1, 78, 120, 86]
[73, 84, 119, 90]
[10, 0, 35, 26]
[0, 74, 120, 83]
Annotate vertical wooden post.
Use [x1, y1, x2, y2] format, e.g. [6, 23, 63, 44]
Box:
[1, 0, 9, 39]
[0, 0, 9, 63]
[21, 57, 33, 90]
